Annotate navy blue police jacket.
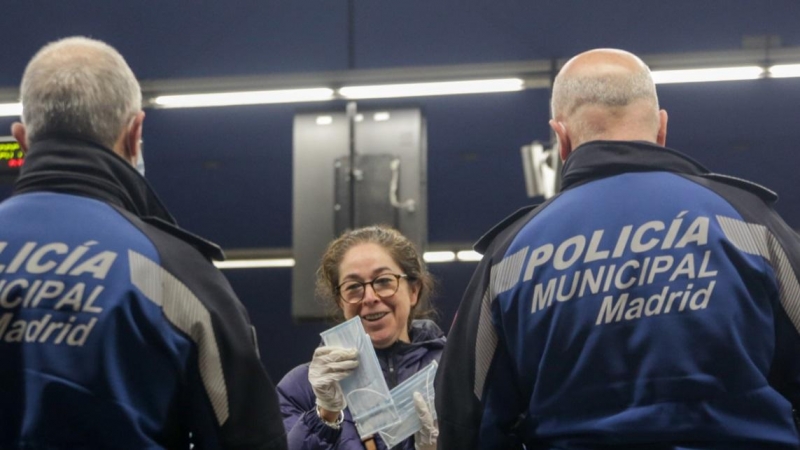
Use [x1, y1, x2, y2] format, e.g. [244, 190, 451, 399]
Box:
[0, 136, 287, 450]
[435, 140, 800, 450]
[277, 320, 445, 450]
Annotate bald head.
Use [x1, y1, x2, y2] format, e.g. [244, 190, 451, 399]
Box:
[18, 36, 142, 149]
[550, 49, 667, 158]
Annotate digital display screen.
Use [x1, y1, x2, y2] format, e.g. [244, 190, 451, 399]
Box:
[0, 138, 24, 178]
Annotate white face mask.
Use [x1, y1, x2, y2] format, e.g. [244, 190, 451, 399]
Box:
[132, 139, 145, 176]
[135, 146, 145, 176]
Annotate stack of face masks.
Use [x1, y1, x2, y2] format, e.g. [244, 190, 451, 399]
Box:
[379, 359, 438, 447]
[320, 317, 438, 442]
[321, 317, 400, 437]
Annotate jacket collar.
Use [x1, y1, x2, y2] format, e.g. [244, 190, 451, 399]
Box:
[13, 134, 175, 224]
[560, 140, 710, 191]
[375, 319, 446, 358]
[473, 140, 711, 255]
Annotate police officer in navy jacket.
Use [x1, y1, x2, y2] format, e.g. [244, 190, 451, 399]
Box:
[0, 36, 287, 450]
[436, 48, 800, 449]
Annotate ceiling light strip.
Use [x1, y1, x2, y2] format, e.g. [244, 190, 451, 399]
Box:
[456, 250, 483, 262]
[651, 66, 764, 84]
[214, 258, 295, 269]
[214, 250, 484, 269]
[768, 64, 800, 78]
[422, 251, 457, 263]
[147, 64, 790, 109]
[152, 87, 335, 108]
[0, 102, 22, 117]
[338, 78, 525, 99]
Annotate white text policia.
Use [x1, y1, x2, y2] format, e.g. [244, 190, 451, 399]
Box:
[0, 240, 117, 345]
[520, 212, 720, 323]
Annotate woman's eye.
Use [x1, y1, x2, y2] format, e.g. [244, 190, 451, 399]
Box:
[375, 277, 393, 287]
[344, 283, 362, 292]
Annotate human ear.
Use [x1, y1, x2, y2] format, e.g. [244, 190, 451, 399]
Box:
[11, 122, 28, 153]
[656, 109, 668, 146]
[408, 281, 420, 308]
[549, 120, 571, 161]
[125, 111, 145, 164]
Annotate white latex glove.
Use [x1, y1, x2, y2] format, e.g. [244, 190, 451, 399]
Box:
[308, 346, 359, 412]
[413, 391, 438, 450]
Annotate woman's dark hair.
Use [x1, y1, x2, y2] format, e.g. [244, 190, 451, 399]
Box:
[316, 225, 436, 325]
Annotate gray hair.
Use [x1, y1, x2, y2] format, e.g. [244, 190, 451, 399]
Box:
[19, 36, 142, 148]
[551, 68, 658, 119]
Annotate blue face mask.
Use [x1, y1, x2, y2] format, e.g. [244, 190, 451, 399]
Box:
[320, 317, 401, 438]
[379, 360, 438, 448]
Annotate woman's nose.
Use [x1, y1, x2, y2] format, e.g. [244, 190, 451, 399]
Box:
[362, 284, 380, 303]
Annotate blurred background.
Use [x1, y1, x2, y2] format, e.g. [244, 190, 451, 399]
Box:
[0, 0, 797, 381]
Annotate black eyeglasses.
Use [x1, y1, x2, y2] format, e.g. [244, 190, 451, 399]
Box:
[336, 273, 408, 304]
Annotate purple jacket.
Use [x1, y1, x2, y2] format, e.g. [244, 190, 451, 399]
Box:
[277, 320, 446, 450]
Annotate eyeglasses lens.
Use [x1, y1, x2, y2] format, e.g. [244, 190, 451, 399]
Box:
[340, 275, 399, 303]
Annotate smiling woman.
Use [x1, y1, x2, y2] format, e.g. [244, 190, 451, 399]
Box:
[318, 227, 436, 343]
[276, 225, 444, 450]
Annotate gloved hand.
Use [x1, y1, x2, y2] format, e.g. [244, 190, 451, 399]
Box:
[308, 346, 359, 412]
[413, 391, 438, 450]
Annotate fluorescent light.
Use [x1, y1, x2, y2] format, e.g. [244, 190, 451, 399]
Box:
[423, 251, 457, 263]
[651, 66, 764, 84]
[214, 248, 480, 269]
[214, 258, 295, 269]
[355, 114, 364, 122]
[0, 103, 22, 117]
[456, 250, 483, 262]
[153, 88, 335, 108]
[768, 64, 800, 78]
[339, 78, 525, 99]
[316, 115, 333, 125]
[373, 112, 391, 121]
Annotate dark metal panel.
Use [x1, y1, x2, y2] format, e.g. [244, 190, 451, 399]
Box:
[355, 108, 427, 252]
[334, 154, 401, 234]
